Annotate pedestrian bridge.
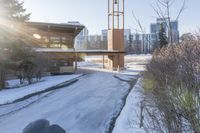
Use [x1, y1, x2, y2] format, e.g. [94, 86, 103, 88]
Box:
[36, 48, 125, 73]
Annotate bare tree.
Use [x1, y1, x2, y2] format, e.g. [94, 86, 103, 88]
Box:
[152, 0, 186, 44]
[131, 12, 151, 53]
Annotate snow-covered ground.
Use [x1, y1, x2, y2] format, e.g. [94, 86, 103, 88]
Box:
[0, 74, 82, 105]
[78, 54, 151, 74]
[0, 54, 150, 133]
[84, 54, 152, 63]
[0, 72, 135, 133]
[113, 79, 145, 133]
[125, 54, 152, 62]
[77, 61, 102, 68]
[112, 55, 149, 133]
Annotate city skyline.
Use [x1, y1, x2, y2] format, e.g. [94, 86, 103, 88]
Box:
[23, 0, 200, 35]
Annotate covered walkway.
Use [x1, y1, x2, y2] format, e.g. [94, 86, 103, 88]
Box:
[36, 48, 125, 72]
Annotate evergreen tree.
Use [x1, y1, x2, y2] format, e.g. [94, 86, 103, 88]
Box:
[0, 0, 31, 89]
[9, 40, 36, 85]
[158, 23, 168, 48]
[0, 0, 30, 23]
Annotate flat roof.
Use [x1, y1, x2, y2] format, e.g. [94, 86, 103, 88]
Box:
[25, 21, 85, 36]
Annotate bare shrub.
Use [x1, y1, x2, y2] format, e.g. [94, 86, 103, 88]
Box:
[142, 33, 200, 133]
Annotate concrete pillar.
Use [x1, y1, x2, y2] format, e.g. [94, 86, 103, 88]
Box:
[108, 54, 124, 70]
[102, 55, 105, 69]
[107, 29, 125, 70]
[74, 53, 78, 71]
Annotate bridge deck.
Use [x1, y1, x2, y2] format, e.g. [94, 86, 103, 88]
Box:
[36, 48, 125, 55]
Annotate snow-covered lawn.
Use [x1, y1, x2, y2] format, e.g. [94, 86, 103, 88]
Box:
[84, 54, 152, 62]
[125, 54, 152, 62]
[79, 54, 152, 75]
[0, 74, 82, 105]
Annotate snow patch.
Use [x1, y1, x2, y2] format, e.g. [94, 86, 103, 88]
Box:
[113, 78, 145, 133]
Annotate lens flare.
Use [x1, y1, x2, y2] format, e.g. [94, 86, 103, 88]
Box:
[33, 34, 41, 39]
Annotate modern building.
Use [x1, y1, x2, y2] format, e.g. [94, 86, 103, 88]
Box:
[87, 35, 102, 50]
[20, 0, 126, 72]
[101, 29, 108, 50]
[124, 29, 131, 41]
[24, 21, 85, 74]
[88, 35, 101, 43]
[150, 18, 179, 47]
[101, 29, 108, 41]
[23, 21, 125, 73]
[129, 33, 151, 54]
[124, 29, 131, 51]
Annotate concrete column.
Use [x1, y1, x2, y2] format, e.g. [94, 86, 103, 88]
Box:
[103, 55, 105, 69]
[74, 53, 78, 71]
[108, 54, 124, 71]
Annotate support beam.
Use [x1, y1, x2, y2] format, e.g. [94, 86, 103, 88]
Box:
[74, 53, 78, 71]
[103, 55, 105, 69]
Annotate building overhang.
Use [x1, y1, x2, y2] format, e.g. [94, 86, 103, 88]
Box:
[35, 48, 125, 55]
[25, 21, 85, 37]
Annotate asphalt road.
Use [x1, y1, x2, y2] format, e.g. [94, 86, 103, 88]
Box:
[0, 70, 137, 133]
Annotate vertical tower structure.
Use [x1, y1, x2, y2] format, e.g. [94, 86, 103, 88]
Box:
[108, 0, 125, 70]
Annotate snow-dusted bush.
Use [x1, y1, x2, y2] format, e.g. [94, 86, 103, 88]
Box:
[142, 33, 200, 133]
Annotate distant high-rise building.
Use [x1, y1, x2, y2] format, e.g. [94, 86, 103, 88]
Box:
[124, 29, 131, 41]
[88, 35, 101, 43]
[67, 21, 89, 50]
[150, 18, 179, 47]
[101, 29, 108, 50]
[130, 33, 151, 54]
[87, 35, 103, 50]
[124, 29, 131, 46]
[75, 27, 89, 50]
[101, 29, 108, 41]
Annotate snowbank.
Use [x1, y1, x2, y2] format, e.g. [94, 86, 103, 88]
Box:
[112, 78, 145, 133]
[0, 74, 82, 105]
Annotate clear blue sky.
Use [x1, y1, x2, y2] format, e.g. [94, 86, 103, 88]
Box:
[23, 0, 200, 35]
